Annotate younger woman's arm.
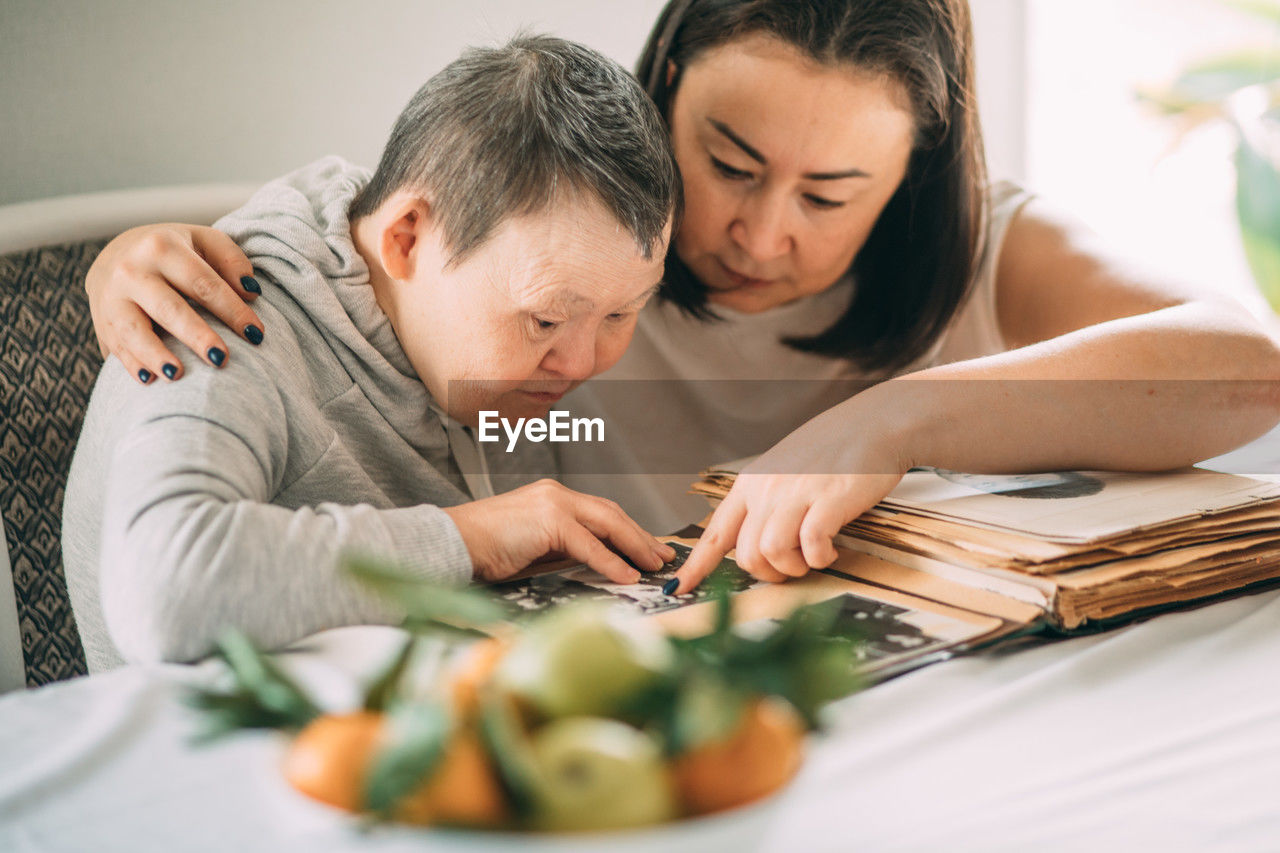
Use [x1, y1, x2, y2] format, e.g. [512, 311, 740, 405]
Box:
[673, 200, 1280, 591]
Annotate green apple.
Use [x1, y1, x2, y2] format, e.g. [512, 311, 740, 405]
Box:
[495, 604, 673, 719]
[529, 716, 677, 832]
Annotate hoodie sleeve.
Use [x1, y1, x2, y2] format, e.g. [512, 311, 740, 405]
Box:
[94, 347, 473, 666]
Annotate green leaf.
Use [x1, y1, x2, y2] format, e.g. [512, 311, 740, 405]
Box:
[184, 630, 321, 741]
[782, 595, 843, 638]
[218, 631, 321, 721]
[669, 673, 749, 754]
[183, 691, 293, 743]
[344, 554, 512, 630]
[660, 593, 868, 734]
[1165, 51, 1280, 104]
[1223, 0, 1280, 27]
[710, 582, 733, 641]
[1134, 86, 1222, 117]
[362, 635, 418, 712]
[400, 616, 493, 640]
[1234, 126, 1280, 309]
[363, 700, 452, 815]
[755, 600, 864, 722]
[1241, 222, 1280, 309]
[787, 638, 864, 725]
[477, 691, 542, 818]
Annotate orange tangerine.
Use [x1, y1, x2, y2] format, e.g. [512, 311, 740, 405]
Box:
[283, 710, 383, 813]
[450, 637, 508, 716]
[282, 710, 507, 827]
[671, 697, 806, 816]
[395, 729, 508, 827]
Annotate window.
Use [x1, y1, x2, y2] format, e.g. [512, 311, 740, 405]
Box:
[975, 0, 1278, 315]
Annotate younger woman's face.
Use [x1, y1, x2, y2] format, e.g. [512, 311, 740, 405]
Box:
[668, 34, 916, 313]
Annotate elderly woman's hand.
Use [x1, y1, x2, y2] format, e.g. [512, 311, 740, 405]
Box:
[86, 223, 264, 383]
[444, 479, 677, 585]
[670, 392, 910, 592]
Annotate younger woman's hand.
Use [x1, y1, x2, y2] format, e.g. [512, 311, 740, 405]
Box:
[86, 223, 264, 383]
[670, 397, 910, 593]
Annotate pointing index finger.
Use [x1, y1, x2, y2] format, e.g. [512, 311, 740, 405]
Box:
[670, 497, 747, 595]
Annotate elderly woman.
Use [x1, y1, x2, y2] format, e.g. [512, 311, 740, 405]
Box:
[64, 35, 680, 668]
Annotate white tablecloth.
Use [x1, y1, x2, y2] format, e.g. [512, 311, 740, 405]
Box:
[2, 583, 1279, 853]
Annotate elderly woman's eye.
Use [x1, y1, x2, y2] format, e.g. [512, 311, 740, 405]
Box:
[533, 317, 560, 331]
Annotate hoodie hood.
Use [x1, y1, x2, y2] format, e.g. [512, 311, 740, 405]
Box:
[214, 156, 448, 452]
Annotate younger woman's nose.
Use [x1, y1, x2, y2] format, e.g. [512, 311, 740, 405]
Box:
[729, 192, 793, 264]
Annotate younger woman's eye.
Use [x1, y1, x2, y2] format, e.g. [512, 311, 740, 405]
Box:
[805, 194, 846, 210]
[710, 155, 753, 181]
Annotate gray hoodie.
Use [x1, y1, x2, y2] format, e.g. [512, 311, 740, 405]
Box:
[63, 157, 549, 671]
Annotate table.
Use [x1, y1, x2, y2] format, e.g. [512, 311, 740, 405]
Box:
[2, 583, 1279, 853]
[5, 424, 1280, 852]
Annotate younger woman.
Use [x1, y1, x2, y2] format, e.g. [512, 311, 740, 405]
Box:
[84, 0, 1280, 593]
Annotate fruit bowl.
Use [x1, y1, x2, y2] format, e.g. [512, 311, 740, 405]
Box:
[189, 561, 862, 840]
[263, 725, 788, 852]
[375, 789, 785, 853]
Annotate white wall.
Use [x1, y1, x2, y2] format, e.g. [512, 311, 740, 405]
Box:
[0, 0, 670, 204]
[971, 0, 1029, 183]
[0, 0, 1027, 205]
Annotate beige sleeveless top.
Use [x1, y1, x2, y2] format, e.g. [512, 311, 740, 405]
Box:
[555, 182, 1035, 531]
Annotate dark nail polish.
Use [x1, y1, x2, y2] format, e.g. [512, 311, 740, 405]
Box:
[162, 363, 178, 380]
[207, 347, 226, 367]
[240, 275, 261, 294]
[662, 578, 680, 596]
[137, 368, 152, 384]
[244, 324, 263, 346]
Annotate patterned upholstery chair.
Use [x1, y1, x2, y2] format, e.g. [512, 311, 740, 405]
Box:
[0, 241, 107, 686]
[0, 184, 254, 689]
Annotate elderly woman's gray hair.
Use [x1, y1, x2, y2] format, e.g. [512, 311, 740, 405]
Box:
[350, 33, 681, 263]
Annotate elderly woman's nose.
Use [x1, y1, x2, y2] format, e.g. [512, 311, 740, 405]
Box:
[541, 332, 597, 380]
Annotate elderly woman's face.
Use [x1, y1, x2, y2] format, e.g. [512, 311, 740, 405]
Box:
[668, 34, 916, 314]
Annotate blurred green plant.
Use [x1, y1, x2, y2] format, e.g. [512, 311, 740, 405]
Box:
[1138, 0, 1280, 310]
[184, 631, 321, 742]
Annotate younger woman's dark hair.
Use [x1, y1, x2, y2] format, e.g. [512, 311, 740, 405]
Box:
[637, 0, 988, 373]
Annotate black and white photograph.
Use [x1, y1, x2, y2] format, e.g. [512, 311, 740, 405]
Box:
[495, 542, 761, 617]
